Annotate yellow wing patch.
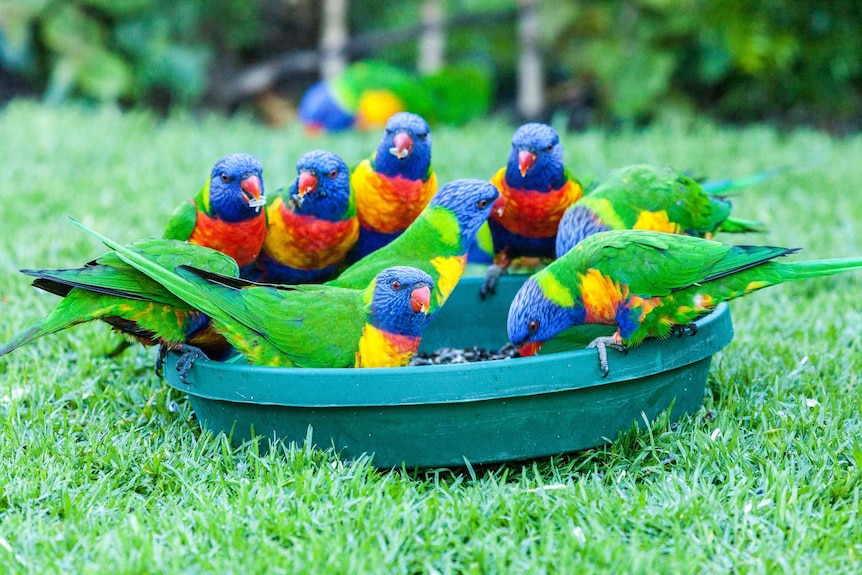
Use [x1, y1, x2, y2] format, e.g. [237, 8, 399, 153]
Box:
[430, 254, 468, 306]
[745, 280, 769, 293]
[633, 210, 681, 234]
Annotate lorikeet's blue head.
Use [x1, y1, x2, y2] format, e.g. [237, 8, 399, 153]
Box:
[368, 266, 434, 338]
[428, 179, 500, 251]
[288, 150, 352, 222]
[507, 277, 586, 356]
[505, 123, 566, 192]
[373, 112, 432, 181]
[555, 204, 612, 257]
[209, 153, 266, 223]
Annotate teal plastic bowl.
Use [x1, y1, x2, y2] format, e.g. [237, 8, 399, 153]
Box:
[164, 276, 734, 468]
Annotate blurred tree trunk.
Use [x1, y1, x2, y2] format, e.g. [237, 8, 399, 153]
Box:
[321, 0, 348, 80]
[518, 0, 544, 119]
[419, 0, 444, 74]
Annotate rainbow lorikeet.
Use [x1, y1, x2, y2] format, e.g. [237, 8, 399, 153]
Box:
[71, 220, 435, 373]
[507, 229, 862, 375]
[0, 239, 240, 365]
[555, 164, 768, 257]
[298, 60, 426, 133]
[346, 112, 438, 262]
[481, 122, 583, 298]
[297, 59, 493, 133]
[244, 150, 358, 284]
[328, 179, 499, 314]
[163, 153, 267, 270]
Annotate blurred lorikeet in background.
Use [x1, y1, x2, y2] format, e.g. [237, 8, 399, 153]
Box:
[71, 220, 436, 372]
[555, 163, 769, 257]
[329, 179, 499, 314]
[163, 153, 267, 270]
[347, 112, 438, 262]
[480, 122, 583, 297]
[244, 150, 358, 284]
[0, 239, 241, 365]
[298, 59, 493, 133]
[507, 229, 862, 375]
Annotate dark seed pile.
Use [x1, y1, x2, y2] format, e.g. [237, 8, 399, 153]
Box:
[409, 343, 519, 366]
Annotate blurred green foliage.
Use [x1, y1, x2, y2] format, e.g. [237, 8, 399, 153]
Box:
[1, 0, 859, 127]
[0, 0, 264, 105]
[540, 0, 862, 126]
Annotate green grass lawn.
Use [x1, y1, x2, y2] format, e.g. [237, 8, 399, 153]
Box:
[1, 101, 861, 573]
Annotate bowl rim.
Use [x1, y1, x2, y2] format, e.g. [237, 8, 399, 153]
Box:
[164, 302, 733, 408]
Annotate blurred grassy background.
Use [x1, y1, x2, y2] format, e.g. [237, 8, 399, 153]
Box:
[2, 1, 860, 130]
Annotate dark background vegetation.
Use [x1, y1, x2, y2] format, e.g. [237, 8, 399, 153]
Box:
[1, 0, 860, 132]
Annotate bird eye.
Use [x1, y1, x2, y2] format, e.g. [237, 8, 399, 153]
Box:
[417, 132, 428, 140]
[528, 320, 539, 333]
[545, 145, 554, 152]
[220, 173, 230, 183]
[328, 168, 338, 178]
[476, 199, 489, 209]
[391, 279, 401, 290]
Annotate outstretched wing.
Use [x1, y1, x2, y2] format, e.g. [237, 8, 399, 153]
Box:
[566, 230, 795, 296]
[177, 266, 367, 368]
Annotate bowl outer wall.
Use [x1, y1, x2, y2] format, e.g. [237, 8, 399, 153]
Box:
[162, 276, 734, 467]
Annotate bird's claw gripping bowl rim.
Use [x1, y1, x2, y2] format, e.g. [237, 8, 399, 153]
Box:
[164, 276, 734, 468]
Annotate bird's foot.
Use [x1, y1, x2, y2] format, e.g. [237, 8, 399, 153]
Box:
[154, 345, 169, 378]
[175, 345, 210, 384]
[670, 323, 698, 338]
[587, 336, 628, 378]
[480, 264, 508, 300]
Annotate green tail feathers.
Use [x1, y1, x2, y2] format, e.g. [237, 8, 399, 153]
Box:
[0, 319, 69, 357]
[718, 216, 768, 234]
[781, 256, 862, 281]
[701, 165, 788, 196]
[66, 219, 221, 325]
[0, 291, 108, 357]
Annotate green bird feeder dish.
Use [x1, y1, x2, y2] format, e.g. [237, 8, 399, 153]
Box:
[164, 276, 734, 468]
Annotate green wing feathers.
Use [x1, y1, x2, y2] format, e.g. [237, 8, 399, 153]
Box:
[567, 231, 795, 296]
[718, 216, 768, 234]
[163, 199, 199, 241]
[70, 219, 368, 367]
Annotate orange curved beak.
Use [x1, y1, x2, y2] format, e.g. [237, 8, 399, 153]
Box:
[298, 171, 318, 198]
[241, 174, 265, 208]
[518, 150, 537, 177]
[389, 131, 414, 159]
[410, 284, 431, 314]
[240, 174, 262, 199]
[516, 341, 543, 357]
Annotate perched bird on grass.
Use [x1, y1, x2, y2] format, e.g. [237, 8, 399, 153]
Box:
[0, 239, 240, 366]
[555, 164, 769, 257]
[508, 229, 862, 375]
[72, 221, 436, 375]
[347, 112, 437, 262]
[163, 153, 267, 269]
[244, 150, 358, 284]
[329, 179, 499, 314]
[481, 122, 583, 298]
